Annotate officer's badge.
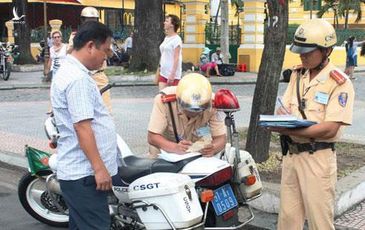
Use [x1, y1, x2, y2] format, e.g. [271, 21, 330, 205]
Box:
[338, 93, 348, 107]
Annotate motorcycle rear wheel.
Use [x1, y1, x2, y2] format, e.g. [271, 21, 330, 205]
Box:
[18, 173, 69, 227]
[2, 61, 11, 81]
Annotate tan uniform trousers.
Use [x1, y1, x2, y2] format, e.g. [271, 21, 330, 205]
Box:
[278, 149, 337, 230]
[92, 71, 112, 114]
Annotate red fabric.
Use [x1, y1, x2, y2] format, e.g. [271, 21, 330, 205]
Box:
[200, 62, 217, 72]
[278, 0, 285, 6]
[159, 76, 179, 86]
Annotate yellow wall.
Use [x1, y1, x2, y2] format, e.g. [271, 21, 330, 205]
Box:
[182, 47, 203, 64]
[237, 46, 365, 73]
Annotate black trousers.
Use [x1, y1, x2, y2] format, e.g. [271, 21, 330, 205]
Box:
[59, 176, 110, 230]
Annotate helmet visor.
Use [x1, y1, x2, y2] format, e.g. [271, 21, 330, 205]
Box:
[290, 42, 317, 54]
[180, 101, 211, 113]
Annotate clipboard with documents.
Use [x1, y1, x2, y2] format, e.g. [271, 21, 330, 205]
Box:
[258, 115, 317, 128]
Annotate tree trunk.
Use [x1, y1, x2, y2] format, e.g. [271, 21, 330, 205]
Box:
[344, 8, 349, 29]
[245, 0, 288, 163]
[129, 0, 164, 72]
[13, 0, 36, 64]
[220, 0, 229, 63]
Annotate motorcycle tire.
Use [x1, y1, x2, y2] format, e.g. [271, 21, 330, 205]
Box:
[18, 173, 69, 228]
[2, 61, 11, 81]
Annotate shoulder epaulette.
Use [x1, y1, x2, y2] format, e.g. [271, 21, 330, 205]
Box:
[330, 70, 347, 85]
[161, 94, 177, 103]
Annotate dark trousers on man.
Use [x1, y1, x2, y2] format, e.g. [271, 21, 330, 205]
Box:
[60, 176, 110, 230]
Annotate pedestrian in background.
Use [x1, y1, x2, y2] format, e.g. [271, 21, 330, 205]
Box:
[344, 36, 365, 80]
[157, 14, 182, 90]
[211, 47, 223, 65]
[45, 31, 67, 82]
[123, 31, 133, 55]
[272, 19, 354, 230]
[51, 21, 117, 230]
[200, 47, 221, 78]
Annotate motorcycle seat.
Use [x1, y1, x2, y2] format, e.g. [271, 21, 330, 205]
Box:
[119, 155, 200, 184]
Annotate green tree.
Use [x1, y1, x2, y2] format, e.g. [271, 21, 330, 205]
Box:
[12, 0, 35, 64]
[129, 0, 164, 72]
[317, 0, 363, 29]
[317, 0, 340, 28]
[245, 0, 289, 162]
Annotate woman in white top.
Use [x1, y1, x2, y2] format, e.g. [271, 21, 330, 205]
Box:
[158, 14, 182, 90]
[47, 30, 67, 81]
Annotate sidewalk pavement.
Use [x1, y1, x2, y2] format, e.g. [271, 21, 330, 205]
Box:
[1, 64, 365, 230]
[3, 64, 365, 91]
[0, 65, 257, 90]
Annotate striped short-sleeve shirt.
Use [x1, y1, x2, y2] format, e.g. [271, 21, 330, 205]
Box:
[50, 55, 118, 180]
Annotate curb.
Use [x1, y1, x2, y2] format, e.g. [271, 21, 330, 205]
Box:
[11, 64, 44, 72]
[0, 151, 28, 169]
[249, 165, 365, 218]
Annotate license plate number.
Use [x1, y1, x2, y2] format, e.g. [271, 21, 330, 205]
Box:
[212, 184, 238, 216]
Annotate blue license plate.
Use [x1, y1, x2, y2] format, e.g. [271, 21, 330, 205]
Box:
[212, 184, 238, 216]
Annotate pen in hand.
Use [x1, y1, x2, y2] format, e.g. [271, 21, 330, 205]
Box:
[277, 97, 290, 114]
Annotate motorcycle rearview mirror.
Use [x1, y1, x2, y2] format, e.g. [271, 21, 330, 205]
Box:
[213, 89, 240, 112]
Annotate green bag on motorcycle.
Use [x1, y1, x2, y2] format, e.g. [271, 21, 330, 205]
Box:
[25, 145, 51, 175]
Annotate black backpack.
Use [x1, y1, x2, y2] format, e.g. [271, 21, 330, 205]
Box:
[219, 64, 236, 76]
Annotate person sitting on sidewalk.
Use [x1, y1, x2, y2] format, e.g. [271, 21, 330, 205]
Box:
[200, 47, 221, 78]
[211, 47, 223, 65]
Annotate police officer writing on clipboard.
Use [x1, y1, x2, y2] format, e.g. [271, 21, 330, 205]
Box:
[269, 19, 355, 230]
[147, 73, 226, 157]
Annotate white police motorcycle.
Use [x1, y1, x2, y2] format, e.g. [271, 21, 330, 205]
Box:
[18, 87, 263, 229]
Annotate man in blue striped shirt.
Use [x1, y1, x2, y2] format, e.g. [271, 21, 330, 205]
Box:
[51, 21, 117, 229]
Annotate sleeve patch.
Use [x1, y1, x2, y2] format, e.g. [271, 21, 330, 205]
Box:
[338, 92, 348, 107]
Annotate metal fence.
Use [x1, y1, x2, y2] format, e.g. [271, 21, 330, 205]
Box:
[205, 22, 241, 46]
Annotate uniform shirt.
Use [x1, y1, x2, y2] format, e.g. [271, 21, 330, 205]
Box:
[148, 87, 226, 153]
[282, 62, 355, 143]
[51, 55, 118, 180]
[159, 34, 182, 80]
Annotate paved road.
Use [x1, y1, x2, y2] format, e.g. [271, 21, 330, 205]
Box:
[0, 161, 63, 230]
[1, 75, 365, 159]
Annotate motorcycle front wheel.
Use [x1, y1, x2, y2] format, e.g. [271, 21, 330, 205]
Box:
[2, 61, 11, 81]
[18, 173, 69, 227]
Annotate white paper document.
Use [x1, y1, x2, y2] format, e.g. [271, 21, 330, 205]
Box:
[158, 150, 201, 162]
[259, 114, 299, 122]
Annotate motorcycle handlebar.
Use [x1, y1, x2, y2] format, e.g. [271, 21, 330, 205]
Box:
[99, 83, 114, 95]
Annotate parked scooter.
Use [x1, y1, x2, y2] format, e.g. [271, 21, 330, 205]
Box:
[36, 40, 48, 63]
[18, 86, 263, 229]
[108, 40, 129, 66]
[0, 42, 18, 81]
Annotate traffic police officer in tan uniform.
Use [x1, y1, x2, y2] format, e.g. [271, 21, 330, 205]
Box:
[270, 19, 355, 230]
[148, 73, 226, 157]
[67, 7, 113, 113]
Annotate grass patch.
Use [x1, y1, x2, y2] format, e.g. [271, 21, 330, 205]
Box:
[104, 66, 125, 76]
[105, 66, 155, 77]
